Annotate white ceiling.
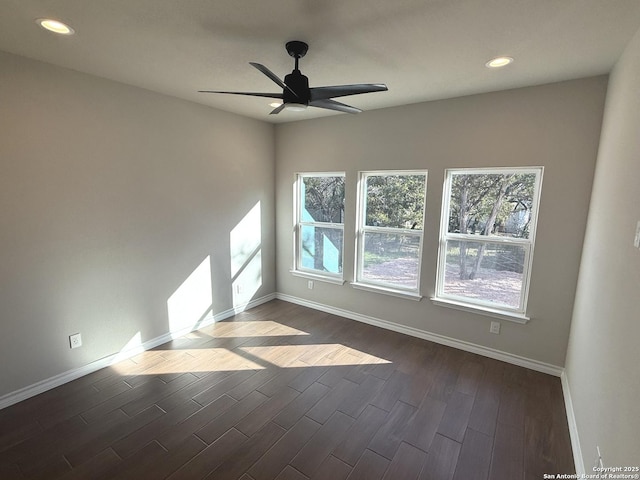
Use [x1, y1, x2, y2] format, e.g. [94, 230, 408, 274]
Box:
[1, 0, 640, 123]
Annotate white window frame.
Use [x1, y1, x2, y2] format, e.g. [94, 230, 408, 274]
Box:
[292, 172, 345, 284]
[433, 166, 544, 322]
[352, 170, 428, 300]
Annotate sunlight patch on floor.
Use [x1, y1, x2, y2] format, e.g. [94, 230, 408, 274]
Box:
[111, 347, 264, 375]
[240, 344, 391, 368]
[199, 320, 310, 338]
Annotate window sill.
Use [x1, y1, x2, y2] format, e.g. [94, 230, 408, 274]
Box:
[351, 282, 422, 301]
[290, 270, 345, 285]
[430, 297, 530, 324]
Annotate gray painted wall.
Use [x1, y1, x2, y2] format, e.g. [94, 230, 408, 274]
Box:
[0, 51, 276, 397]
[565, 27, 640, 468]
[275, 77, 607, 368]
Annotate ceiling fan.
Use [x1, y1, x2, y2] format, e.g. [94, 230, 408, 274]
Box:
[199, 41, 388, 115]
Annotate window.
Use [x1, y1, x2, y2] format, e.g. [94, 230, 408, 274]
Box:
[434, 167, 543, 319]
[293, 173, 345, 282]
[354, 171, 427, 298]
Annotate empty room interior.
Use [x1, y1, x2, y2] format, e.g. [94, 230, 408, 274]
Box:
[1, 1, 639, 479]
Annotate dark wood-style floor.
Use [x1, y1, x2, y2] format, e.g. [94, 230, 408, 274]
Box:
[0, 300, 574, 480]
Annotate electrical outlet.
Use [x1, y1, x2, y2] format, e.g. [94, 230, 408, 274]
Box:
[235, 284, 243, 294]
[634, 221, 640, 249]
[308, 280, 314, 290]
[69, 333, 82, 349]
[490, 321, 501, 334]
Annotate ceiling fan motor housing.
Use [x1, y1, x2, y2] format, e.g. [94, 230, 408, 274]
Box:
[283, 70, 310, 105]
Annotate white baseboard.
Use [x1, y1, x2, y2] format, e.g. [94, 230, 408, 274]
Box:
[276, 293, 564, 377]
[561, 371, 585, 475]
[0, 293, 276, 411]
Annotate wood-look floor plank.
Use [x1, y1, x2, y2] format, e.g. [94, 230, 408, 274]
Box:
[205, 422, 287, 480]
[111, 399, 201, 458]
[116, 435, 207, 480]
[497, 383, 525, 428]
[437, 391, 475, 443]
[167, 428, 248, 480]
[524, 415, 555, 480]
[452, 428, 493, 480]
[16, 409, 128, 474]
[21, 452, 71, 479]
[346, 449, 390, 480]
[309, 455, 352, 480]
[455, 359, 485, 397]
[402, 395, 446, 452]
[276, 366, 327, 394]
[368, 400, 417, 460]
[157, 394, 237, 450]
[192, 369, 258, 407]
[418, 434, 461, 480]
[427, 349, 465, 404]
[236, 387, 300, 437]
[248, 416, 320, 480]
[370, 370, 411, 411]
[36, 379, 132, 429]
[0, 420, 42, 453]
[382, 441, 427, 480]
[227, 368, 283, 400]
[305, 378, 359, 424]
[252, 363, 306, 397]
[337, 374, 385, 418]
[489, 422, 524, 480]
[272, 382, 330, 430]
[290, 411, 354, 477]
[80, 376, 166, 423]
[57, 448, 121, 480]
[195, 390, 269, 444]
[81, 441, 167, 480]
[467, 365, 501, 437]
[120, 372, 198, 417]
[155, 371, 233, 412]
[0, 461, 23, 480]
[274, 465, 309, 480]
[65, 404, 165, 468]
[332, 404, 388, 466]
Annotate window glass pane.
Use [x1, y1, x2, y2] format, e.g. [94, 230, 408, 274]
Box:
[365, 174, 426, 229]
[447, 172, 537, 239]
[300, 225, 343, 274]
[443, 240, 525, 309]
[362, 232, 421, 289]
[301, 176, 345, 223]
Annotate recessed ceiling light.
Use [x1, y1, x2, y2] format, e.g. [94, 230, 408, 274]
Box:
[486, 56, 513, 68]
[37, 18, 75, 35]
[269, 102, 282, 108]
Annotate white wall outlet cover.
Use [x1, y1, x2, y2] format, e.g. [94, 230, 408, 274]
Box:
[69, 333, 82, 349]
[308, 280, 314, 289]
[634, 220, 640, 248]
[490, 321, 501, 334]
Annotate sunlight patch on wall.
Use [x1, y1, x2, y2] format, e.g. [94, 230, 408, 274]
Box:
[167, 256, 213, 339]
[110, 331, 143, 365]
[230, 202, 263, 307]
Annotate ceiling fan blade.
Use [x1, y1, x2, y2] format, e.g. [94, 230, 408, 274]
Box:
[198, 90, 283, 99]
[310, 83, 388, 101]
[269, 104, 286, 115]
[250, 62, 298, 98]
[309, 99, 362, 114]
